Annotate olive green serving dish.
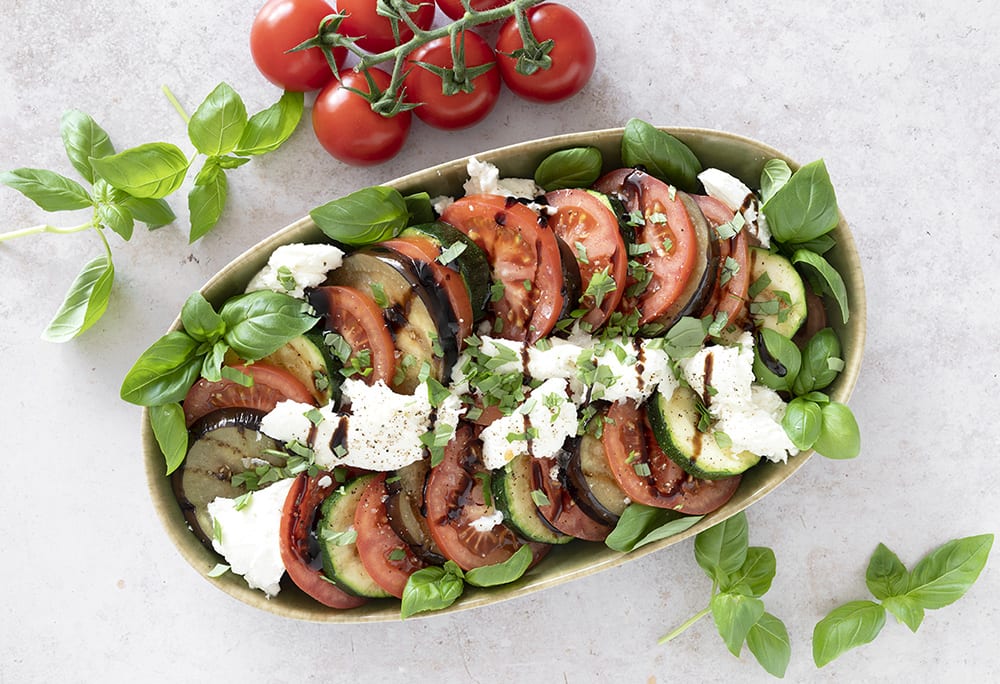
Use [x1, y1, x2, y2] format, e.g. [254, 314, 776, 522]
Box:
[143, 127, 866, 622]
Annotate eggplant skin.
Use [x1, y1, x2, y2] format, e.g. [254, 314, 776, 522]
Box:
[553, 235, 584, 324]
[173, 408, 285, 546]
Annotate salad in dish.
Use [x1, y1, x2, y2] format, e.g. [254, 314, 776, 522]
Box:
[123, 120, 860, 617]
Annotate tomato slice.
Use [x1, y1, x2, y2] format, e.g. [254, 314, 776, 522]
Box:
[593, 169, 698, 326]
[307, 285, 396, 385]
[694, 195, 751, 329]
[353, 473, 428, 598]
[531, 455, 612, 542]
[381, 236, 475, 345]
[279, 473, 368, 609]
[182, 363, 315, 427]
[440, 195, 567, 342]
[602, 400, 742, 515]
[544, 188, 627, 331]
[424, 423, 539, 570]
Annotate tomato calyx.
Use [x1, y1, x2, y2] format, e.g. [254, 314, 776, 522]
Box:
[410, 29, 497, 97]
[502, 5, 554, 75]
[287, 12, 353, 81]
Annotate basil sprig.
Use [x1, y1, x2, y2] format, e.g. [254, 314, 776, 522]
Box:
[533, 146, 604, 191]
[400, 545, 533, 619]
[661, 512, 791, 678]
[813, 534, 993, 667]
[310, 186, 410, 246]
[1, 85, 303, 342]
[761, 159, 839, 244]
[121, 290, 317, 474]
[605, 504, 703, 553]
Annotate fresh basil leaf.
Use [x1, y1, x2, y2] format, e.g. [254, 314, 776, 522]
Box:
[812, 600, 886, 667]
[310, 186, 409, 247]
[694, 511, 749, 582]
[234, 90, 304, 156]
[882, 595, 925, 633]
[201, 340, 228, 383]
[865, 542, 909, 600]
[0, 168, 92, 212]
[59, 110, 115, 183]
[216, 155, 252, 170]
[793, 327, 843, 395]
[188, 160, 228, 242]
[710, 591, 765, 656]
[761, 159, 839, 243]
[97, 201, 134, 241]
[661, 316, 709, 360]
[41, 253, 115, 342]
[90, 142, 190, 199]
[220, 291, 318, 361]
[465, 545, 532, 587]
[400, 563, 465, 619]
[723, 546, 776, 598]
[752, 327, 801, 391]
[759, 159, 791, 204]
[905, 534, 993, 610]
[620, 119, 702, 191]
[605, 503, 701, 553]
[404, 192, 435, 225]
[785, 233, 837, 255]
[188, 82, 248, 157]
[533, 146, 603, 191]
[812, 401, 861, 459]
[149, 402, 188, 475]
[122, 196, 176, 229]
[120, 330, 203, 406]
[746, 612, 791, 678]
[781, 397, 823, 451]
[181, 292, 225, 342]
[791, 249, 849, 324]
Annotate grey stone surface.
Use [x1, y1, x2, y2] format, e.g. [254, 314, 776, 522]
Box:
[1, 1, 997, 681]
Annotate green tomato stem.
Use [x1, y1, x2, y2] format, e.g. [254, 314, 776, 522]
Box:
[658, 606, 712, 645]
[0, 221, 94, 243]
[350, 0, 543, 115]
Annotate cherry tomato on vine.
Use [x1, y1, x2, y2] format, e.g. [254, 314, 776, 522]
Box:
[403, 30, 501, 130]
[250, 0, 345, 92]
[336, 0, 436, 54]
[436, 0, 508, 21]
[312, 67, 412, 165]
[495, 3, 596, 103]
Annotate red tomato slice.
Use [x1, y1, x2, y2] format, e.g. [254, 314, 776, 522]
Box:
[602, 400, 742, 515]
[531, 456, 612, 542]
[380, 237, 475, 345]
[182, 363, 315, 427]
[694, 195, 751, 329]
[544, 188, 627, 331]
[353, 472, 428, 598]
[593, 169, 698, 326]
[280, 473, 368, 609]
[440, 194, 566, 342]
[424, 423, 537, 570]
[308, 285, 396, 385]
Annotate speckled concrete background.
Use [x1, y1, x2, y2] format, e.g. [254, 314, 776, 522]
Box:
[1, 1, 997, 681]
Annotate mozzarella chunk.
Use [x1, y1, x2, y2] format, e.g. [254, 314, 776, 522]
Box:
[245, 243, 344, 299]
[469, 510, 505, 532]
[680, 332, 798, 462]
[207, 478, 294, 597]
[463, 157, 542, 199]
[337, 379, 433, 471]
[697, 168, 772, 248]
[480, 378, 577, 470]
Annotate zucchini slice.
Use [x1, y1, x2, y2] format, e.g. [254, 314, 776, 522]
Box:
[492, 454, 572, 545]
[647, 386, 761, 479]
[256, 334, 334, 405]
[326, 248, 459, 393]
[400, 222, 491, 321]
[317, 474, 392, 599]
[748, 247, 806, 337]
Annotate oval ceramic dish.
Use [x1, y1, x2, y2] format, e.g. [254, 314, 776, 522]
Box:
[143, 127, 866, 622]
